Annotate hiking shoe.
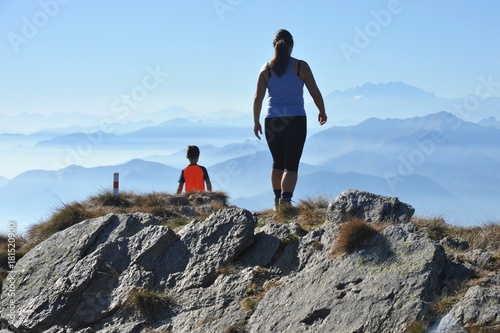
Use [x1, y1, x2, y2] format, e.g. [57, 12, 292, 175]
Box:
[279, 198, 292, 206]
[273, 198, 280, 211]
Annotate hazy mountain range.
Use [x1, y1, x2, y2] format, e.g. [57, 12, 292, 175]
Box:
[322, 81, 500, 125]
[1, 82, 500, 233]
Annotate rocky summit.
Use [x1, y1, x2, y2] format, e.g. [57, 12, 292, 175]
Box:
[1, 189, 499, 333]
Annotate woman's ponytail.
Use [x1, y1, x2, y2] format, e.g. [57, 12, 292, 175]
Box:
[269, 29, 294, 77]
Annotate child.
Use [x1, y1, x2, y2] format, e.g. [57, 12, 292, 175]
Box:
[176, 145, 212, 194]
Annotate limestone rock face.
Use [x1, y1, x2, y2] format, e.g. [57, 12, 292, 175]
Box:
[246, 223, 445, 333]
[1, 190, 498, 333]
[429, 273, 500, 333]
[326, 189, 415, 224]
[1, 208, 257, 332]
[449, 272, 500, 330]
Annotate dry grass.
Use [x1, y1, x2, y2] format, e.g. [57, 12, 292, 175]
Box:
[0, 232, 29, 283]
[404, 320, 427, 333]
[414, 216, 500, 331]
[27, 201, 102, 245]
[257, 195, 329, 230]
[23, 190, 229, 248]
[432, 292, 465, 316]
[123, 288, 175, 319]
[240, 267, 280, 315]
[295, 195, 330, 230]
[483, 254, 500, 272]
[411, 216, 450, 240]
[331, 219, 380, 256]
[217, 263, 242, 275]
[412, 217, 500, 253]
[223, 322, 247, 333]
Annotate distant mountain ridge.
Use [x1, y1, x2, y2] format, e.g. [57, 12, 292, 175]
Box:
[339, 81, 438, 99]
[2, 81, 500, 231]
[3, 82, 499, 134]
[320, 82, 500, 125]
[2, 111, 500, 232]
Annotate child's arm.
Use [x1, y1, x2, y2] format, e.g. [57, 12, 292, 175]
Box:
[206, 179, 212, 192]
[176, 181, 184, 194]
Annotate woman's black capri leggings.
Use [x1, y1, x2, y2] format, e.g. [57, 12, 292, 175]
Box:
[264, 116, 307, 172]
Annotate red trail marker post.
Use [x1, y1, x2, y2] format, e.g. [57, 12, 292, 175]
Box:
[113, 172, 119, 199]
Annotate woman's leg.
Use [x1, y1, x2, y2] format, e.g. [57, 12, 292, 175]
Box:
[281, 170, 298, 194]
[271, 168, 284, 196]
[265, 117, 286, 197]
[282, 116, 307, 202]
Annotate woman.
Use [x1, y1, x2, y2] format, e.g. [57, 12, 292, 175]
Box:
[253, 29, 327, 210]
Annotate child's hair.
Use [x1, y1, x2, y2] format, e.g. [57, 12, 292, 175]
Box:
[186, 145, 200, 159]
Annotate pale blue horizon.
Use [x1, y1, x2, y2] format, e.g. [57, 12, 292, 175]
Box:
[1, 0, 500, 118]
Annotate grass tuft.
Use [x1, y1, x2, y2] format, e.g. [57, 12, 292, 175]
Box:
[404, 320, 427, 333]
[483, 254, 500, 272]
[331, 219, 379, 256]
[275, 205, 300, 222]
[27, 201, 99, 245]
[412, 217, 500, 254]
[256, 195, 330, 230]
[223, 322, 247, 333]
[432, 293, 464, 316]
[217, 263, 242, 275]
[240, 267, 280, 316]
[162, 216, 191, 231]
[123, 288, 175, 318]
[295, 195, 329, 230]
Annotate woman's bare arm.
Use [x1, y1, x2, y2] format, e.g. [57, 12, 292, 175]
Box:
[301, 61, 327, 125]
[253, 64, 269, 139]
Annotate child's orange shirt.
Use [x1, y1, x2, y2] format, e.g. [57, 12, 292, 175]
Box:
[179, 164, 209, 192]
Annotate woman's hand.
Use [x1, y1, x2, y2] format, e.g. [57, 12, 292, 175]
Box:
[254, 123, 263, 140]
[318, 111, 327, 125]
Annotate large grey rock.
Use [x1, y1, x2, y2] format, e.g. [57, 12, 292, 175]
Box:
[1, 190, 497, 333]
[428, 274, 500, 333]
[3, 213, 166, 331]
[246, 223, 445, 333]
[326, 189, 415, 224]
[448, 272, 500, 330]
[1, 208, 256, 332]
[173, 208, 256, 290]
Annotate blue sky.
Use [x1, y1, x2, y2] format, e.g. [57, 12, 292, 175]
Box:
[1, 0, 500, 117]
